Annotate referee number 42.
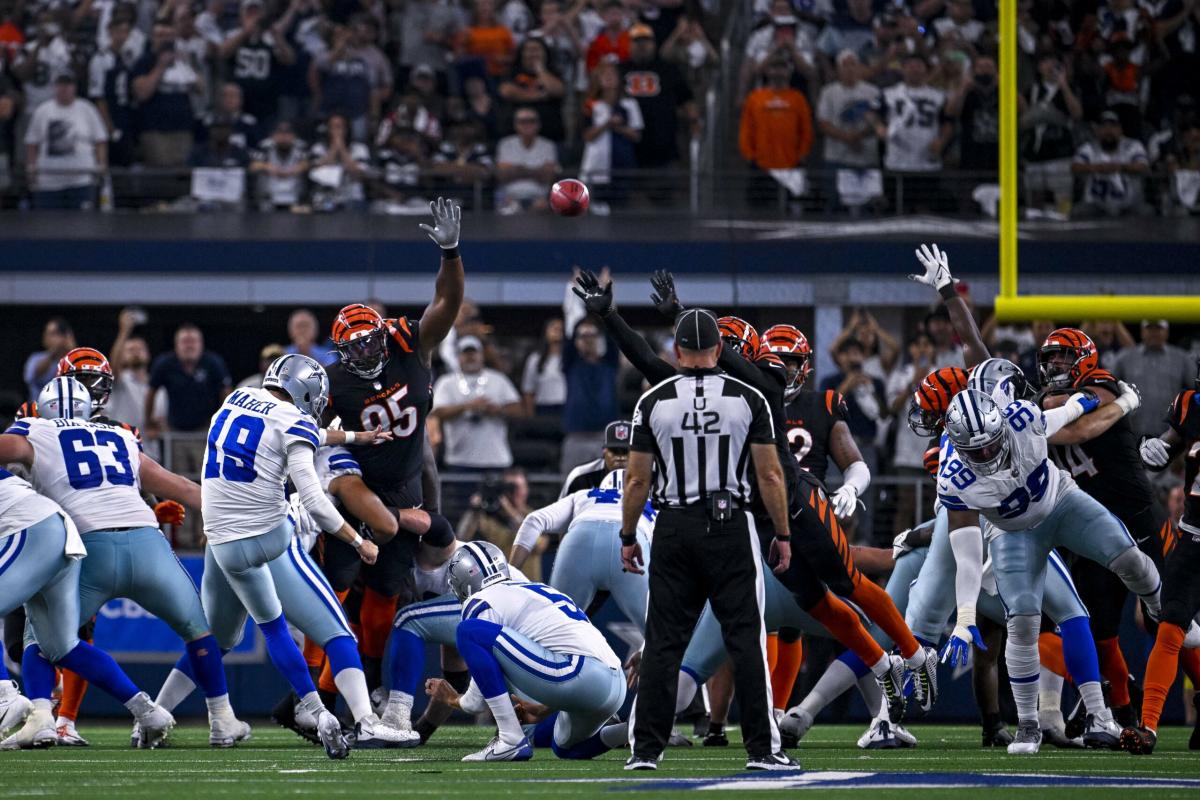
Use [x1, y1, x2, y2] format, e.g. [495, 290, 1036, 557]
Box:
[681, 410, 720, 434]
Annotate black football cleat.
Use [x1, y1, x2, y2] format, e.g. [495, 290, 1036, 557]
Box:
[1119, 726, 1157, 755]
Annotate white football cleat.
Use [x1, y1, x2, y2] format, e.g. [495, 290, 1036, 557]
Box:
[210, 715, 252, 748]
[892, 722, 918, 747]
[1007, 720, 1042, 755]
[134, 697, 176, 750]
[354, 714, 420, 749]
[779, 706, 814, 743]
[0, 707, 57, 750]
[1184, 620, 1200, 649]
[379, 700, 413, 733]
[0, 682, 33, 735]
[56, 721, 89, 746]
[129, 721, 142, 748]
[461, 735, 533, 762]
[1082, 714, 1123, 750]
[317, 710, 350, 759]
[857, 717, 902, 750]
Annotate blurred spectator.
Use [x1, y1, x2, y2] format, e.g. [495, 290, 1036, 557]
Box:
[1071, 110, 1152, 219]
[738, 51, 812, 206]
[500, 0, 534, 43]
[952, 54, 999, 213]
[133, 20, 204, 167]
[430, 118, 493, 203]
[236, 342, 285, 389]
[1114, 319, 1194, 439]
[932, 0, 986, 47]
[189, 120, 250, 168]
[817, 49, 881, 212]
[832, 309, 898, 382]
[579, 60, 642, 211]
[431, 336, 524, 470]
[220, 0, 296, 131]
[1101, 36, 1143, 137]
[25, 74, 108, 209]
[249, 120, 309, 210]
[286, 308, 335, 364]
[108, 308, 162, 430]
[886, 331, 937, 534]
[406, 63, 448, 122]
[742, 1, 816, 97]
[925, 305, 965, 368]
[1167, 123, 1200, 214]
[1087, 319, 1136, 371]
[14, 12, 74, 128]
[1021, 53, 1083, 220]
[660, 13, 718, 99]
[24, 316, 75, 401]
[500, 37, 566, 142]
[532, 0, 582, 90]
[379, 71, 446, 147]
[815, 0, 875, 65]
[311, 16, 392, 142]
[560, 315, 619, 473]
[199, 83, 259, 151]
[495, 105, 559, 213]
[309, 113, 370, 211]
[457, 0, 517, 78]
[0, 69, 14, 189]
[622, 22, 695, 197]
[458, 74, 501, 142]
[395, 0, 461, 83]
[174, 3, 213, 117]
[374, 124, 428, 205]
[585, 0, 629, 72]
[88, 15, 138, 166]
[94, 2, 146, 59]
[881, 54, 951, 210]
[521, 316, 566, 416]
[147, 322, 232, 440]
[1018, 319, 1057, 383]
[457, 467, 531, 567]
[820, 337, 886, 538]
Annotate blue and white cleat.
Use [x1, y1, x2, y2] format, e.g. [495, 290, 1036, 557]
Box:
[857, 717, 903, 750]
[462, 735, 533, 762]
[1082, 714, 1123, 750]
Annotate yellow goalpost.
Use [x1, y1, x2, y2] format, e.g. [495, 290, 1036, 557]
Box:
[991, 0, 1200, 322]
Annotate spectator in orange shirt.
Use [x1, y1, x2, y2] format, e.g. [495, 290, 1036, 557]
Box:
[586, 0, 630, 73]
[458, 0, 517, 78]
[738, 52, 813, 206]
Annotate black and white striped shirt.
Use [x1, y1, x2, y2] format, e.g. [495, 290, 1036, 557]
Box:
[631, 367, 775, 507]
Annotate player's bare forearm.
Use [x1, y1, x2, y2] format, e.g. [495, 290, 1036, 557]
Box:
[621, 451, 653, 538]
[945, 294, 989, 368]
[139, 454, 202, 510]
[1047, 386, 1119, 445]
[750, 443, 789, 535]
[851, 545, 894, 577]
[828, 421, 864, 472]
[419, 249, 464, 362]
[509, 544, 531, 569]
[332, 475, 398, 541]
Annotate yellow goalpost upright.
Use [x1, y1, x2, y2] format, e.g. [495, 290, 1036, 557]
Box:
[991, 0, 1200, 322]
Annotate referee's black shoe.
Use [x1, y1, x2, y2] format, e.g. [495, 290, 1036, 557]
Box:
[625, 754, 661, 770]
[745, 751, 801, 771]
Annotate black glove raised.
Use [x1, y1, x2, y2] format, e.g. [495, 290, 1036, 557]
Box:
[572, 268, 615, 317]
[649, 269, 684, 320]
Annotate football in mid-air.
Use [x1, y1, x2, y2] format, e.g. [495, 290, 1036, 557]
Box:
[549, 179, 590, 217]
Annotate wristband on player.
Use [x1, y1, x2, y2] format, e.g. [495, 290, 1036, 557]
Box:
[773, 534, 791, 542]
[351, 533, 364, 550]
[938, 282, 958, 301]
[343, 430, 357, 445]
[619, 531, 637, 547]
[442, 245, 461, 260]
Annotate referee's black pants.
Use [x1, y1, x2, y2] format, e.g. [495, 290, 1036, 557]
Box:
[631, 507, 780, 760]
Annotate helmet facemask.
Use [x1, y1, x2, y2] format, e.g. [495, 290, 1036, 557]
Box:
[907, 397, 943, 437]
[66, 370, 113, 408]
[337, 329, 389, 379]
[958, 425, 1011, 476]
[1037, 345, 1078, 392]
[779, 353, 810, 400]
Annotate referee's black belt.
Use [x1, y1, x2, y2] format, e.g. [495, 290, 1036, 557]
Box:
[659, 501, 747, 512]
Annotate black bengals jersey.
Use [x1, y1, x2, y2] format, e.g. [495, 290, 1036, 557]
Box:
[328, 316, 431, 507]
[1167, 389, 1200, 535]
[783, 390, 848, 486]
[1045, 368, 1154, 521]
[93, 414, 139, 442]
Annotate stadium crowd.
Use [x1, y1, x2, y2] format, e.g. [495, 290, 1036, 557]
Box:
[2, 0, 1200, 214]
[13, 289, 1199, 555]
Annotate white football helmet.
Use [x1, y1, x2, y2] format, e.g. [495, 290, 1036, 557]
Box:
[944, 389, 1010, 476]
[447, 541, 511, 601]
[37, 376, 93, 421]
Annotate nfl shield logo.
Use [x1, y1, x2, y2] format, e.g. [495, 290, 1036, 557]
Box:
[718, 499, 728, 510]
[615, 424, 630, 441]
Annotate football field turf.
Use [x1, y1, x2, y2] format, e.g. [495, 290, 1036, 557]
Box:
[3, 723, 1199, 799]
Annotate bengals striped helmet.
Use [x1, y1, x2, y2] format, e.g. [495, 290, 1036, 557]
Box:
[331, 303, 390, 379]
[763, 324, 812, 398]
[718, 316, 760, 360]
[907, 366, 969, 437]
[1037, 328, 1099, 391]
[57, 347, 113, 408]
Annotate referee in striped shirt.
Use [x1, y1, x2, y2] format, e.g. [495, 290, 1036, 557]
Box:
[620, 309, 796, 771]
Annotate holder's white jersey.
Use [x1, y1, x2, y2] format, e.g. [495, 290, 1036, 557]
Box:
[201, 387, 322, 544]
[462, 580, 621, 670]
[0, 466, 63, 538]
[288, 446, 361, 552]
[4, 416, 155, 534]
[936, 399, 1074, 532]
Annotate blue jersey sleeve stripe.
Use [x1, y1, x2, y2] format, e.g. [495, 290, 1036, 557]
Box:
[292, 418, 319, 433]
[939, 494, 970, 511]
[4, 423, 30, 436]
[463, 599, 492, 620]
[327, 455, 360, 469]
[286, 426, 320, 447]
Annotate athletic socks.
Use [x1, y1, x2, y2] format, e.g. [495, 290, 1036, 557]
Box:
[21, 646, 57, 701]
[259, 614, 318, 698]
[1038, 632, 1069, 679]
[456, 619, 523, 745]
[674, 669, 699, 715]
[327, 635, 370, 722]
[388, 628, 425, 697]
[58, 669, 87, 722]
[1142, 622, 1186, 732]
[155, 668, 197, 713]
[1078, 681, 1113, 723]
[1038, 667, 1065, 731]
[799, 653, 859, 719]
[186, 635, 229, 699]
[1059, 617, 1102, 686]
[770, 639, 804, 712]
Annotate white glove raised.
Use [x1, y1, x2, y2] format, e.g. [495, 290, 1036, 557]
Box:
[831, 485, 859, 520]
[1115, 380, 1142, 416]
[418, 196, 462, 249]
[1140, 436, 1170, 468]
[910, 243, 954, 291]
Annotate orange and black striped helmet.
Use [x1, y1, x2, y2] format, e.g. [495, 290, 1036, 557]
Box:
[15, 401, 36, 418]
[1037, 327, 1099, 391]
[56, 347, 113, 407]
[331, 303, 389, 379]
[763, 323, 812, 397]
[907, 366, 969, 437]
[718, 316, 760, 360]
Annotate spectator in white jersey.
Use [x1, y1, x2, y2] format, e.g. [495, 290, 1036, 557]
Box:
[879, 53, 951, 212]
[431, 336, 525, 470]
[1071, 109, 1152, 219]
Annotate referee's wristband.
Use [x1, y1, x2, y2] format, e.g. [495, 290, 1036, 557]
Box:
[619, 532, 638, 547]
[938, 282, 958, 300]
[350, 533, 364, 550]
[442, 245, 461, 260]
[773, 534, 791, 542]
